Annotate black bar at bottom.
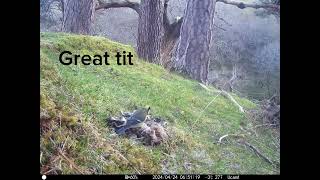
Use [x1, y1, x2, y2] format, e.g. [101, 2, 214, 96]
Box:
[40, 174, 280, 180]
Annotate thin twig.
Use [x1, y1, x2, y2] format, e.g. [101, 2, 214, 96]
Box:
[214, 24, 227, 31]
[215, 12, 232, 26]
[43, 168, 56, 175]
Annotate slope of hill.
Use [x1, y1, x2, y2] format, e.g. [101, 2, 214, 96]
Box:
[40, 32, 279, 174]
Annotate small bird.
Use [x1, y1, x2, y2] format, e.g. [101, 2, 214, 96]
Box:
[115, 107, 151, 135]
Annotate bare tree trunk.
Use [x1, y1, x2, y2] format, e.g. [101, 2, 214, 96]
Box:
[174, 0, 216, 83]
[62, 0, 95, 35]
[137, 0, 164, 64]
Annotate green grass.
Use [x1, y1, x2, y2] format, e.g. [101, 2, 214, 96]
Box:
[40, 32, 280, 174]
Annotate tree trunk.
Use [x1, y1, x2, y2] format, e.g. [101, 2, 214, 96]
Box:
[62, 0, 95, 35]
[160, 0, 183, 68]
[174, 0, 216, 83]
[137, 0, 164, 64]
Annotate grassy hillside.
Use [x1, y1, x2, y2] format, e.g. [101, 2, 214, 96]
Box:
[40, 32, 280, 174]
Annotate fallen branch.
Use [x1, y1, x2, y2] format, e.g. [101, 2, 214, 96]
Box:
[217, 133, 245, 143]
[199, 82, 212, 92]
[220, 90, 245, 113]
[199, 83, 245, 113]
[254, 123, 278, 129]
[242, 141, 275, 166]
[217, 134, 278, 167]
[218, 134, 229, 143]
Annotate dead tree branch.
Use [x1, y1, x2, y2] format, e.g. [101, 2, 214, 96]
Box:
[217, 133, 245, 143]
[215, 11, 232, 26]
[254, 123, 278, 128]
[217, 0, 280, 11]
[199, 83, 245, 113]
[214, 24, 227, 31]
[217, 133, 278, 167]
[242, 141, 275, 166]
[220, 90, 245, 113]
[96, 0, 140, 14]
[227, 65, 238, 92]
